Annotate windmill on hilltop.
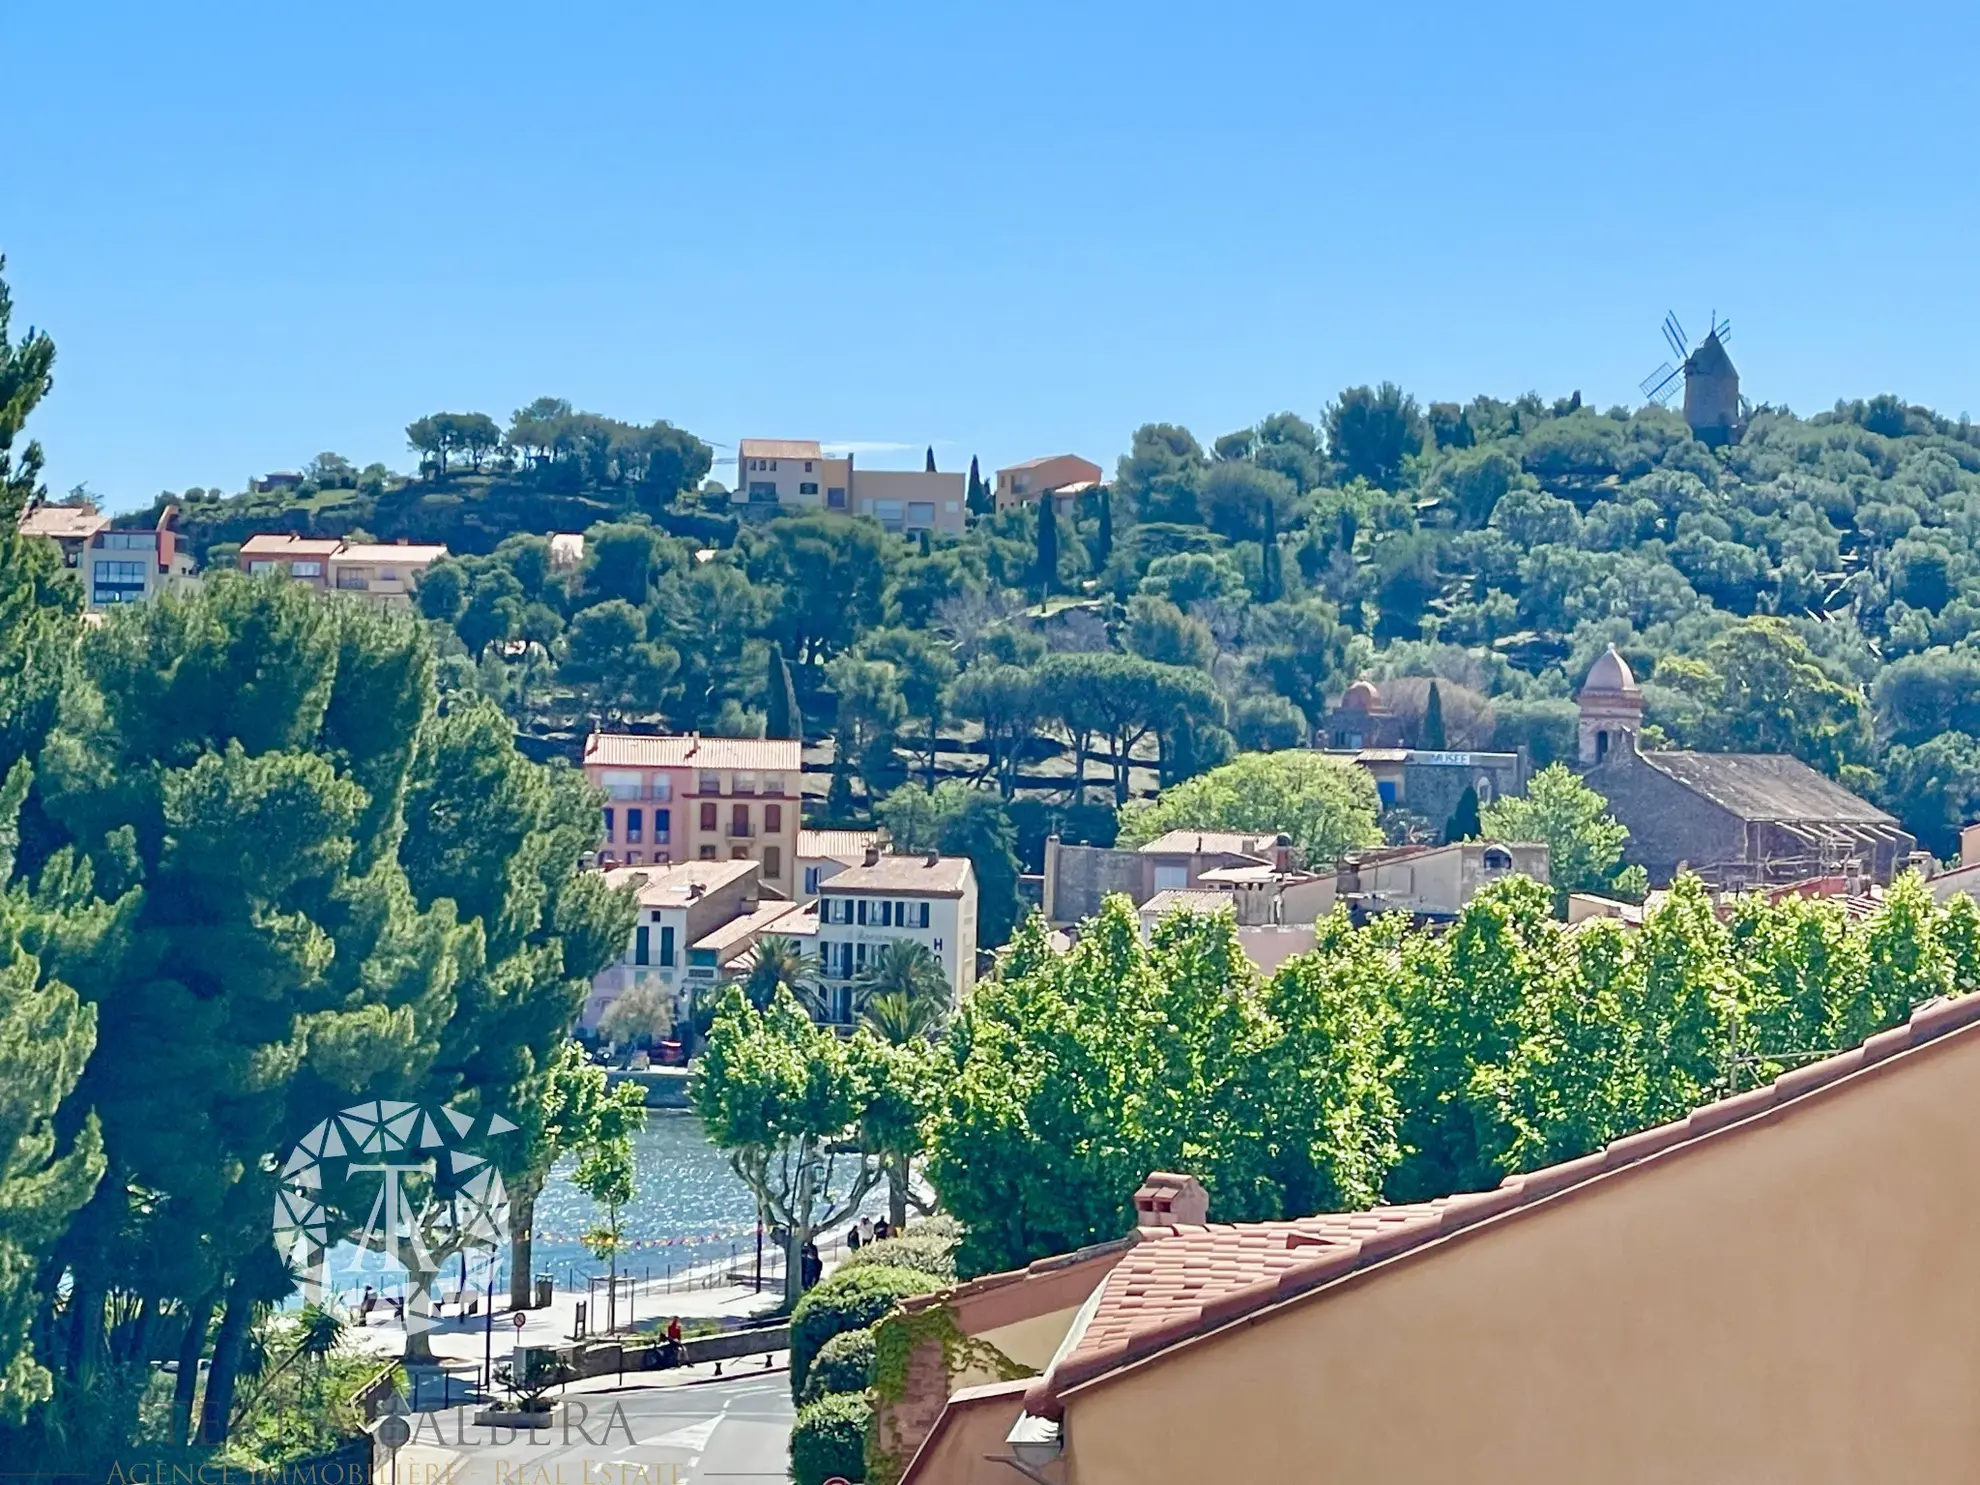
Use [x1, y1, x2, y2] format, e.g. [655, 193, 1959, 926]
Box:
[1640, 310, 1746, 447]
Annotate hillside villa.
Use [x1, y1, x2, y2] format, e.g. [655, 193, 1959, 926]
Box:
[993, 454, 1103, 516]
[738, 438, 967, 536]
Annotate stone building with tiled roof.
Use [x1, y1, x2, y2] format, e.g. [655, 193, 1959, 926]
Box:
[1568, 647, 1917, 889]
[891, 986, 1980, 1484]
[1585, 729, 1914, 889]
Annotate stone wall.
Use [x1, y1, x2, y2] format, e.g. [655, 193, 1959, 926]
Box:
[1585, 751, 1744, 884]
[1044, 841, 1145, 924]
[1401, 755, 1526, 835]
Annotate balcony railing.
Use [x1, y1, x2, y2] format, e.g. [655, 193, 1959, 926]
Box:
[727, 824, 754, 839]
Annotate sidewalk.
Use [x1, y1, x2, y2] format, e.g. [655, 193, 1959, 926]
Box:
[345, 1266, 784, 1374]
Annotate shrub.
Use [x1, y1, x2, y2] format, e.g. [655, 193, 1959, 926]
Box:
[905, 1212, 962, 1242]
[800, 1325, 877, 1405]
[790, 1390, 872, 1485]
[790, 1264, 938, 1400]
[838, 1232, 958, 1282]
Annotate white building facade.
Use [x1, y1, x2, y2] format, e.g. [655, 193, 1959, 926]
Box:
[814, 852, 977, 1021]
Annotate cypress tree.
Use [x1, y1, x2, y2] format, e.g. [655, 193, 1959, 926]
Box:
[1445, 783, 1481, 843]
[1424, 680, 1447, 750]
[1035, 501, 1059, 602]
[766, 643, 801, 741]
[1095, 487, 1113, 568]
[1260, 499, 1280, 602]
[825, 756, 856, 824]
[925, 445, 936, 473]
[966, 455, 992, 518]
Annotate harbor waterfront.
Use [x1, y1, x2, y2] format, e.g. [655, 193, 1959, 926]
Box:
[527, 1110, 882, 1294]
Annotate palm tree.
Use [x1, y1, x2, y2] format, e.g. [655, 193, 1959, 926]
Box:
[854, 939, 950, 1023]
[861, 988, 945, 1046]
[743, 934, 816, 1012]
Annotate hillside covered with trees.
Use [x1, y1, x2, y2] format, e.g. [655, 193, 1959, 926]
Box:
[105, 379, 1980, 893]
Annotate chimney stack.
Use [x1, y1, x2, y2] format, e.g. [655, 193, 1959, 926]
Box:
[1132, 1171, 1209, 1231]
[925, 849, 940, 866]
[1272, 833, 1294, 873]
[864, 844, 881, 867]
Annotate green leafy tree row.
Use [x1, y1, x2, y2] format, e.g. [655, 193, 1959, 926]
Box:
[924, 871, 1979, 1277]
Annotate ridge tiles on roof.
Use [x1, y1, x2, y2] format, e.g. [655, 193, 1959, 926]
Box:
[1025, 986, 1980, 1419]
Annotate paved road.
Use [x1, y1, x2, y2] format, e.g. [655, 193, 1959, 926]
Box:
[390, 1372, 794, 1484]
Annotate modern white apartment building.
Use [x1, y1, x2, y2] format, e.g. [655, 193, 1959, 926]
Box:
[19, 502, 200, 610]
[813, 849, 977, 1021]
[737, 438, 966, 536]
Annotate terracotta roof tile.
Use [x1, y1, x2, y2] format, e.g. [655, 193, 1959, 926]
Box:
[583, 732, 801, 773]
[738, 438, 825, 461]
[1025, 986, 1980, 1419]
[19, 505, 107, 540]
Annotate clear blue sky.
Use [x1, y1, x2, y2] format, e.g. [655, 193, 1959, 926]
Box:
[7, 1, 1978, 513]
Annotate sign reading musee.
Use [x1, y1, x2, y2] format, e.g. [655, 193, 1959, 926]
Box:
[1412, 751, 1477, 767]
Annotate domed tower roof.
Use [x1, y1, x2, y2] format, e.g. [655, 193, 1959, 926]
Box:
[1339, 679, 1387, 714]
[1578, 644, 1641, 699]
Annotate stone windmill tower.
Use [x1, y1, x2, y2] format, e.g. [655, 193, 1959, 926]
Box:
[1641, 311, 1746, 447]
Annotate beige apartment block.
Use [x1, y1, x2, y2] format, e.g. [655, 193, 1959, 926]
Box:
[738, 438, 967, 535]
[240, 534, 448, 608]
[239, 534, 343, 589]
[327, 541, 449, 607]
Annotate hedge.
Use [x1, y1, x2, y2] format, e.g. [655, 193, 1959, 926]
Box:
[837, 1231, 958, 1282]
[800, 1325, 877, 1405]
[790, 1264, 938, 1400]
[791, 1390, 872, 1485]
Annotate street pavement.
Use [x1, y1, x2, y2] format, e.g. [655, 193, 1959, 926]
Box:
[346, 1270, 782, 1375]
[388, 1369, 795, 1484]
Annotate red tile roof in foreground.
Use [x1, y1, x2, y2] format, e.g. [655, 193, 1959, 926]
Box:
[1023, 985, 1980, 1421]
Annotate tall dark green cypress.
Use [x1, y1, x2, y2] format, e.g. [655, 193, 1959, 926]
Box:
[1424, 680, 1447, 750]
[1444, 783, 1481, 843]
[766, 642, 801, 741]
[1035, 500, 1059, 601]
[1095, 487, 1113, 568]
[966, 455, 992, 518]
[1260, 499, 1280, 602]
[925, 445, 936, 473]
